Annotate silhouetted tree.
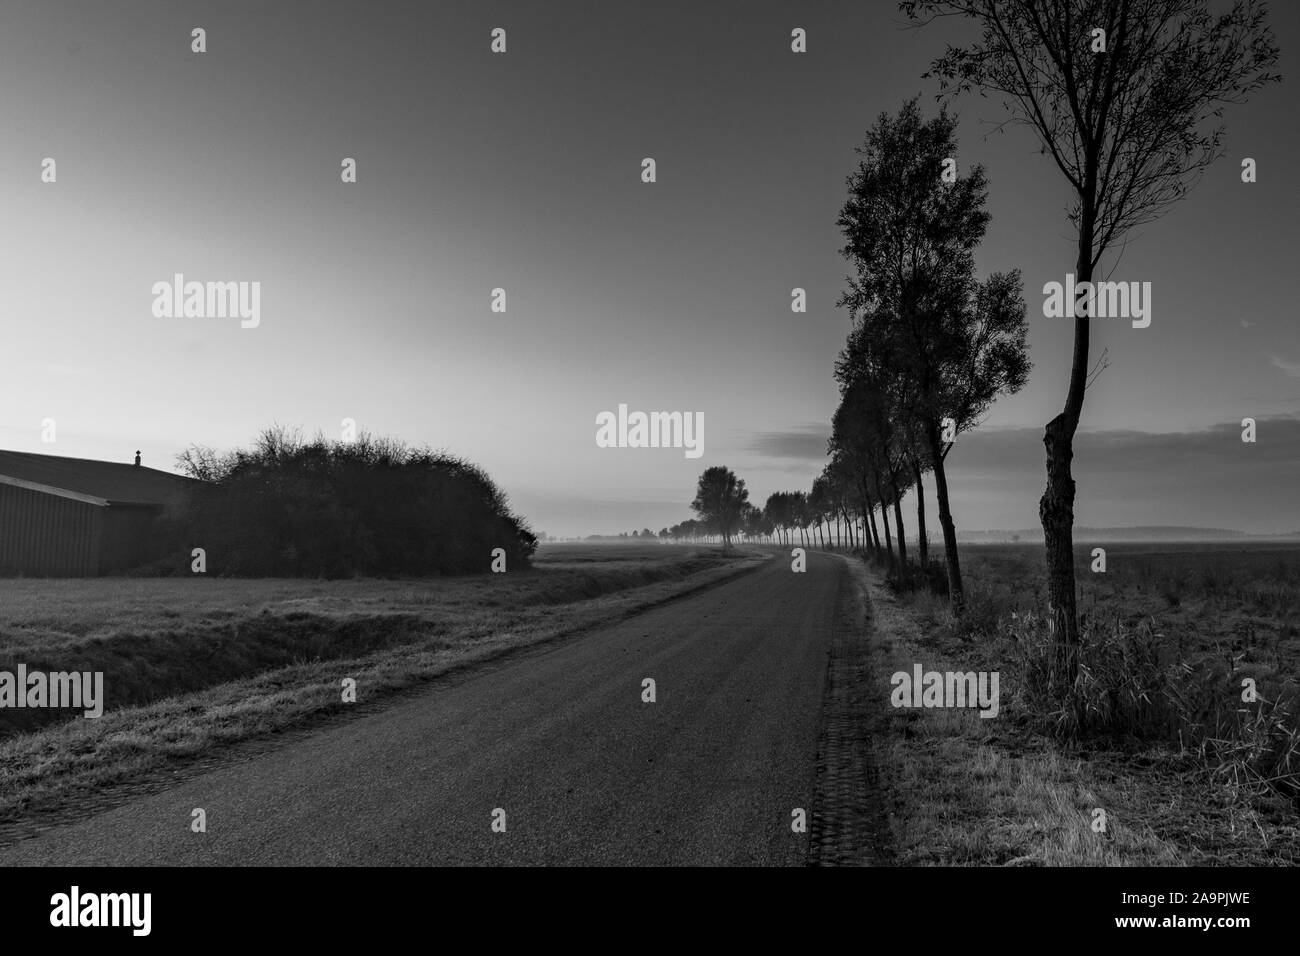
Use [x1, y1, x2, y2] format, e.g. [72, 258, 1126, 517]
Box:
[691, 466, 750, 548]
[904, 0, 1280, 666]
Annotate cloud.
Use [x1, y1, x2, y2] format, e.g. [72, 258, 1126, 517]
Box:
[952, 416, 1300, 469]
[942, 416, 1300, 532]
[1270, 355, 1300, 377]
[745, 424, 830, 460]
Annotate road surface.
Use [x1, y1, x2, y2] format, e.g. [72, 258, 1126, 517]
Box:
[1, 550, 858, 866]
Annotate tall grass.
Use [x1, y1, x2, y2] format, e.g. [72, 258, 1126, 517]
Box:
[1003, 605, 1300, 806]
[875, 541, 1300, 807]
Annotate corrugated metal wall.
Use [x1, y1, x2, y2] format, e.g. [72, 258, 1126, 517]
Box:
[99, 503, 163, 573]
[0, 482, 103, 575]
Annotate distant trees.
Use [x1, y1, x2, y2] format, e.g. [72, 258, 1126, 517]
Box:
[690, 466, 750, 548]
[741, 503, 772, 544]
[837, 99, 1029, 611]
[903, 0, 1280, 664]
[171, 427, 537, 576]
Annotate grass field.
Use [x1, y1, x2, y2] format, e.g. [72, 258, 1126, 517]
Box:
[871, 541, 1300, 865]
[957, 541, 1300, 641]
[0, 543, 767, 829]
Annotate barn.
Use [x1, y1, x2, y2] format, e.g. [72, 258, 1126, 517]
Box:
[0, 450, 193, 576]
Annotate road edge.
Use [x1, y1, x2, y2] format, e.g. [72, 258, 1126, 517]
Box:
[808, 551, 897, 866]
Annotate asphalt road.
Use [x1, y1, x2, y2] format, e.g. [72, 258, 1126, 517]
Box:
[1, 550, 853, 866]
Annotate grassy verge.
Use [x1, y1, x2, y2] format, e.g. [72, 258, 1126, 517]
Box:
[0, 546, 770, 829]
[858, 556, 1300, 865]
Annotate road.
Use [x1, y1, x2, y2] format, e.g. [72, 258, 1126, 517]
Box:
[1, 550, 857, 866]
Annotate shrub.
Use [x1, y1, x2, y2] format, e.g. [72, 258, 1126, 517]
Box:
[161, 427, 536, 577]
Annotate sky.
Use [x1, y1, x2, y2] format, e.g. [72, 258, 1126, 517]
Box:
[1, 0, 1296, 537]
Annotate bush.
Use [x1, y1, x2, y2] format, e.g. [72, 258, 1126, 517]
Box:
[161, 427, 537, 577]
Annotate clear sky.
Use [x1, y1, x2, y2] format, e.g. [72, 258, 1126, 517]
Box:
[1, 1, 1296, 537]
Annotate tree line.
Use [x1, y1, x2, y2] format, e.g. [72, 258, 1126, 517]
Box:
[680, 101, 1032, 611]
[678, 0, 1278, 687]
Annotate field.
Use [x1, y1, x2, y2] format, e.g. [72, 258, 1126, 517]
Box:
[0, 543, 765, 832]
[960, 541, 1300, 640]
[871, 541, 1300, 865]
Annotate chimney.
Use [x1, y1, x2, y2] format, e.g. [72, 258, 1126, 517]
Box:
[134, 450, 141, 467]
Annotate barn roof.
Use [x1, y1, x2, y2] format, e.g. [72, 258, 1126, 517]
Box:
[0, 450, 194, 507]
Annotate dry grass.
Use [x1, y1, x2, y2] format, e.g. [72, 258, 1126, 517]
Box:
[860, 551, 1300, 865]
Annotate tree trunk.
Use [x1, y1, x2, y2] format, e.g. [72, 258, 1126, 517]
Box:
[891, 484, 908, 566]
[912, 458, 928, 566]
[1042, 412, 1080, 680]
[1041, 226, 1094, 685]
[867, 503, 881, 552]
[927, 422, 965, 615]
[879, 503, 894, 567]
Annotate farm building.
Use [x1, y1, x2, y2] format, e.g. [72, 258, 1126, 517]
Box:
[0, 450, 193, 576]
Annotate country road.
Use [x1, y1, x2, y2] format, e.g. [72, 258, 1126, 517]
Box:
[1, 550, 871, 866]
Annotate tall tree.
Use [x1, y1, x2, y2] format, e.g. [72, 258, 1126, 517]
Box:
[809, 476, 833, 550]
[691, 466, 749, 548]
[903, 0, 1279, 666]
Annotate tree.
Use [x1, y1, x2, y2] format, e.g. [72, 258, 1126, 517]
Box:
[763, 492, 787, 546]
[903, 0, 1279, 665]
[809, 476, 833, 549]
[790, 491, 810, 547]
[691, 466, 750, 548]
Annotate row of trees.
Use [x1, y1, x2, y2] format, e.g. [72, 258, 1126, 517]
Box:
[676, 0, 1279, 687]
[826, 99, 1031, 614]
[676, 467, 898, 550]
[652, 102, 1034, 610]
[672, 107, 1034, 607]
